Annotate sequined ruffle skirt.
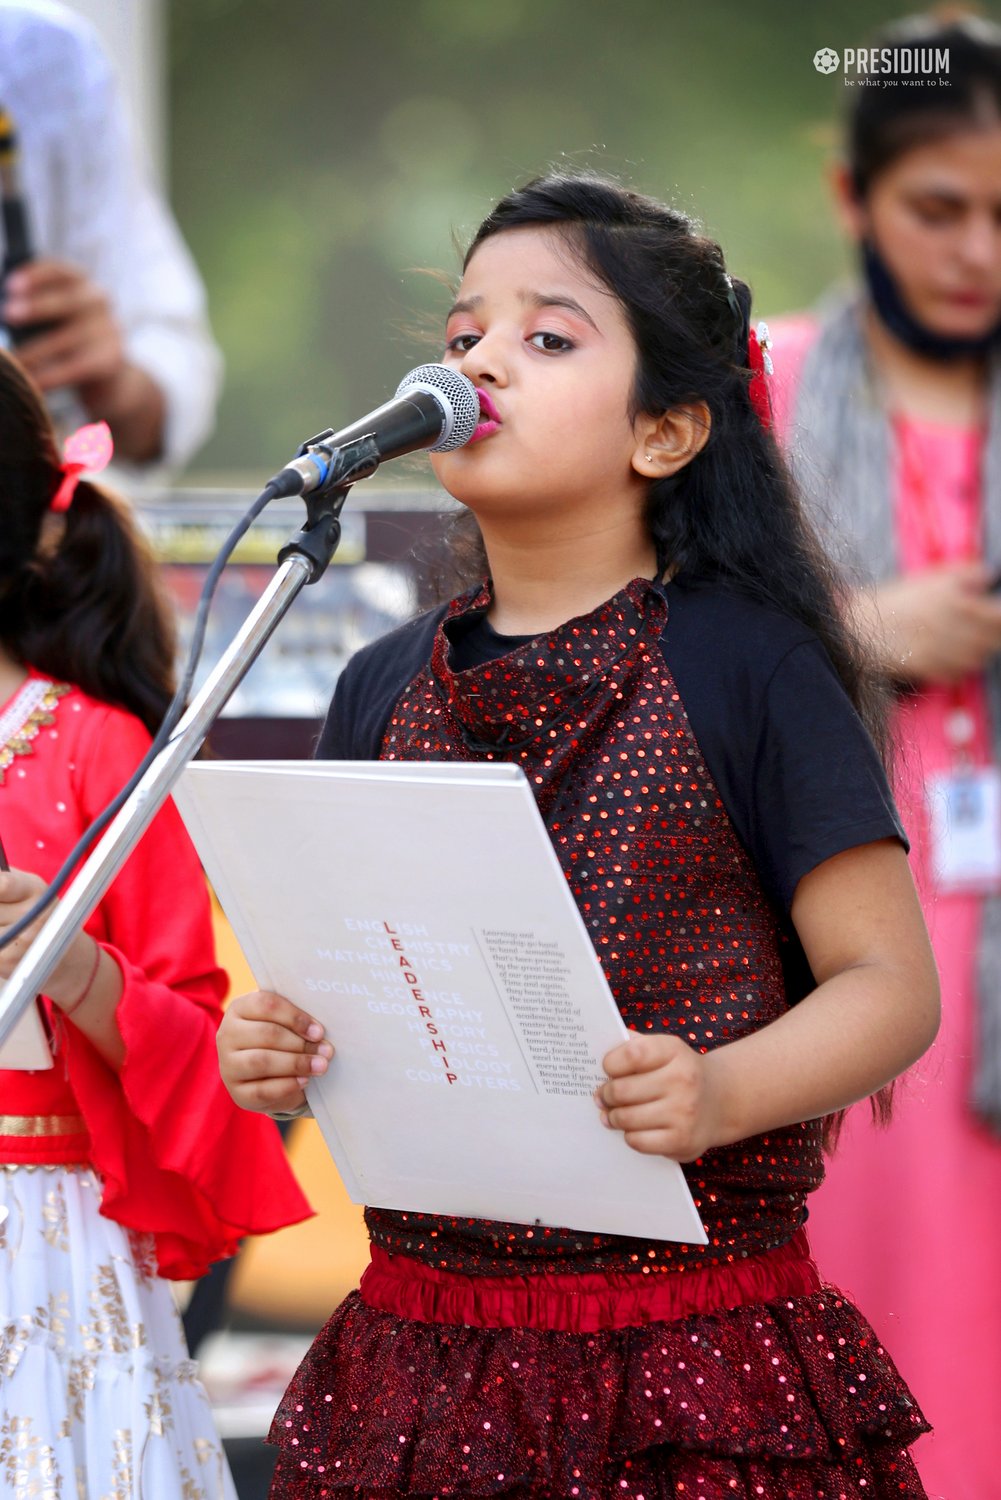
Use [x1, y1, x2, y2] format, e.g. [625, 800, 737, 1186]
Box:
[268, 1240, 930, 1499]
[0, 1164, 236, 1499]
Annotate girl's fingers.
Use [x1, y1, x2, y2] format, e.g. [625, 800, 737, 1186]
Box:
[230, 1046, 332, 1083]
[0, 869, 44, 903]
[622, 1129, 679, 1157]
[602, 1035, 682, 1077]
[234, 990, 326, 1041]
[600, 1099, 673, 1133]
[250, 1077, 309, 1111]
[231, 1019, 332, 1057]
[596, 1069, 667, 1109]
[599, 1056, 697, 1110]
[218, 993, 332, 1107]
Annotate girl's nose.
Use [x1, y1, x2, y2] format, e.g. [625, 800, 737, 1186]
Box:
[459, 332, 507, 387]
[957, 212, 1001, 274]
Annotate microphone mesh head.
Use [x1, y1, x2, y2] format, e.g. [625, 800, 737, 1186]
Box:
[395, 364, 479, 451]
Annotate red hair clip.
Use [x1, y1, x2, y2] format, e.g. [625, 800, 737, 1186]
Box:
[747, 321, 774, 432]
[49, 421, 114, 513]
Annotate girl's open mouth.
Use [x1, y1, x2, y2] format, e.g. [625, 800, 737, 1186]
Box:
[470, 388, 502, 444]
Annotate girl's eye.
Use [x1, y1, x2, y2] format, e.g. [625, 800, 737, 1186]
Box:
[910, 201, 962, 227]
[445, 332, 481, 353]
[529, 331, 573, 353]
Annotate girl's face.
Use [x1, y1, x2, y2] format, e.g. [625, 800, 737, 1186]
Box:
[844, 124, 1001, 339]
[431, 226, 649, 525]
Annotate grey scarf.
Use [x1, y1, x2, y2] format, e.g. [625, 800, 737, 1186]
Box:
[788, 294, 1001, 1129]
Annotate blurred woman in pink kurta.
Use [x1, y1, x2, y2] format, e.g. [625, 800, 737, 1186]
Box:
[771, 16, 1001, 1499]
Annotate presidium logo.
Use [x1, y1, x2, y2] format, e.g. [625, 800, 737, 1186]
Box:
[813, 44, 950, 86]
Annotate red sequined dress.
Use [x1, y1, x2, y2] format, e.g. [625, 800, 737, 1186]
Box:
[270, 579, 928, 1500]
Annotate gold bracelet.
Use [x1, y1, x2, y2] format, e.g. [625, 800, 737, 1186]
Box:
[62, 939, 102, 1018]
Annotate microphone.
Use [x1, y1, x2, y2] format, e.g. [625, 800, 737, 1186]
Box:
[270, 363, 479, 498]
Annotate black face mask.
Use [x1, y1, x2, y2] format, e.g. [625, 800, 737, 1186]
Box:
[862, 237, 1001, 361]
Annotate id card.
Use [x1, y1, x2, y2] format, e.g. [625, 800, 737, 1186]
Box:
[927, 766, 1001, 893]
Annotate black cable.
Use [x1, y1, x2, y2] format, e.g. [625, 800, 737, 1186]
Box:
[0, 479, 282, 954]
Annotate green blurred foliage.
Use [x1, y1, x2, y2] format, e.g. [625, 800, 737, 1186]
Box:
[168, 0, 994, 474]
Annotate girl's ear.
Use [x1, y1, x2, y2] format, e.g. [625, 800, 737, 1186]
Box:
[830, 159, 867, 241]
[632, 402, 711, 480]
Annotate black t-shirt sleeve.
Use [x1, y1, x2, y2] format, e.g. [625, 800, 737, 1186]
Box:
[316, 666, 363, 760]
[662, 578, 906, 919]
[315, 606, 445, 762]
[747, 638, 906, 912]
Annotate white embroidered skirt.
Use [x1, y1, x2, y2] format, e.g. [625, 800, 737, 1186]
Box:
[0, 1164, 237, 1500]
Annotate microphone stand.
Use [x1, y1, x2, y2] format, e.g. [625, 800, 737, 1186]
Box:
[0, 468, 363, 1049]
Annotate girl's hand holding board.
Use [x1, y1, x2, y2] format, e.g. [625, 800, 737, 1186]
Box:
[216, 988, 332, 1116]
[599, 839, 939, 1163]
[598, 1033, 725, 1164]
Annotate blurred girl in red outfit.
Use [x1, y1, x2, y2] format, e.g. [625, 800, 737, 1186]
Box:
[0, 348, 310, 1498]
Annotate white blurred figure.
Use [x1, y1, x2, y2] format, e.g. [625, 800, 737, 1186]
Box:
[0, 0, 222, 467]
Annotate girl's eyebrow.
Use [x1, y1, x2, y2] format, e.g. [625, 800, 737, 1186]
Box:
[446, 290, 600, 332]
[904, 179, 1001, 208]
[525, 291, 600, 331]
[905, 186, 970, 207]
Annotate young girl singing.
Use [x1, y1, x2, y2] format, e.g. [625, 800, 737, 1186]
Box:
[0, 348, 310, 1498]
[217, 172, 941, 1500]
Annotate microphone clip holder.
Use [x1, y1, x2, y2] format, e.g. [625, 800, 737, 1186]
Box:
[276, 434, 381, 584]
[322, 432, 382, 490]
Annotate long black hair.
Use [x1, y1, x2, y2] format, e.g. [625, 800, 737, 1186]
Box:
[848, 13, 1001, 197]
[451, 170, 888, 762]
[0, 349, 175, 733]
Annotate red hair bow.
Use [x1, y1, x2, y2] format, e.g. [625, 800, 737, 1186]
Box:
[49, 421, 114, 513]
[747, 322, 774, 432]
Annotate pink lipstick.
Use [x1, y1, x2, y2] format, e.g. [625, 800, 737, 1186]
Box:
[470, 387, 502, 444]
